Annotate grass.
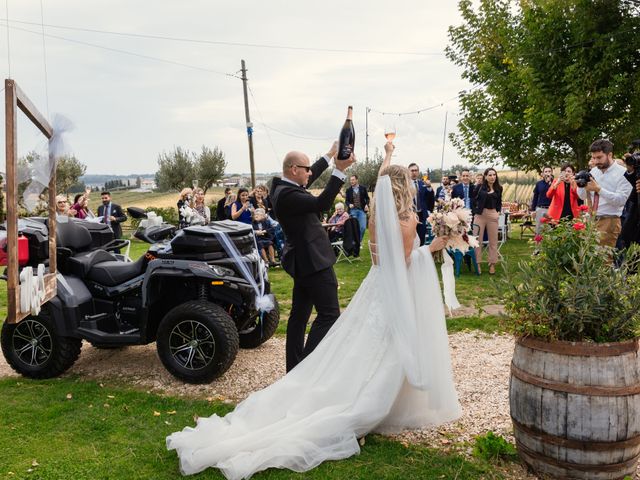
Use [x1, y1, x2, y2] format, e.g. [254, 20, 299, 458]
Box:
[0, 377, 506, 480]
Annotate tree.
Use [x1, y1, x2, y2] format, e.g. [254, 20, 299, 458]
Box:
[155, 147, 196, 192]
[136, 176, 142, 188]
[56, 155, 87, 194]
[195, 146, 227, 194]
[447, 0, 640, 171]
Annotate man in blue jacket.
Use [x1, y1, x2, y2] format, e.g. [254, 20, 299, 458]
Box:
[408, 163, 434, 245]
[530, 166, 553, 234]
[451, 169, 476, 211]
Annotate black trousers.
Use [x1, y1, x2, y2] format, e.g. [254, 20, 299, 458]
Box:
[286, 267, 340, 372]
[416, 210, 428, 245]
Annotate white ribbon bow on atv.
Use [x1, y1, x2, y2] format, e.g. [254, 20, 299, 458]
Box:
[213, 232, 275, 313]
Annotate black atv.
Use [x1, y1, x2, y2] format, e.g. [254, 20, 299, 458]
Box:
[0, 214, 280, 383]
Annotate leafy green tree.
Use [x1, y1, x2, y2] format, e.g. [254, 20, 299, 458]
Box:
[56, 155, 87, 194]
[195, 146, 227, 194]
[447, 0, 640, 171]
[155, 147, 196, 192]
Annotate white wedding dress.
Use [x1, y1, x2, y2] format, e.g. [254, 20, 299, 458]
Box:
[167, 176, 462, 478]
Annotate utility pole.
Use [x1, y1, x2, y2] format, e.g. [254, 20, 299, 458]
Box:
[365, 107, 370, 162]
[439, 110, 448, 179]
[240, 60, 256, 188]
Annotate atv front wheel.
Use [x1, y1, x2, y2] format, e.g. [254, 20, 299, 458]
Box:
[239, 299, 280, 349]
[156, 301, 239, 384]
[1, 310, 82, 379]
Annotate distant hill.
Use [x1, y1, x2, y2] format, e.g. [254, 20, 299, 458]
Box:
[81, 174, 155, 187]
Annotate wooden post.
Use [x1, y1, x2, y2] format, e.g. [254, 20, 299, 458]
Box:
[4, 79, 56, 324]
[240, 60, 256, 189]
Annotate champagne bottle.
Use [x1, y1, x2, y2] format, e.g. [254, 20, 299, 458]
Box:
[337, 106, 355, 160]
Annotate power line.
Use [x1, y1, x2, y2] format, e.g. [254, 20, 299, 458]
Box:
[0, 23, 241, 79]
[369, 85, 484, 117]
[0, 18, 444, 57]
[247, 85, 280, 164]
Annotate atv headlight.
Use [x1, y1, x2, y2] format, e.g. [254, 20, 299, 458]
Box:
[210, 265, 235, 277]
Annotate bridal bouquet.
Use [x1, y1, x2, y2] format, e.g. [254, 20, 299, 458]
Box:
[427, 198, 479, 252]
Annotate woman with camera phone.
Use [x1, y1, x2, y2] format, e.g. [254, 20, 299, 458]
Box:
[547, 163, 580, 222]
[473, 168, 503, 275]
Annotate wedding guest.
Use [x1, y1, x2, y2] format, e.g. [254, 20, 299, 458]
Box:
[408, 163, 434, 245]
[231, 188, 253, 225]
[97, 191, 127, 252]
[474, 172, 484, 186]
[192, 188, 211, 224]
[215, 187, 232, 220]
[252, 208, 278, 266]
[326, 202, 350, 242]
[546, 163, 580, 222]
[71, 190, 95, 220]
[223, 194, 236, 221]
[344, 174, 370, 241]
[250, 184, 272, 215]
[451, 169, 476, 211]
[530, 166, 553, 234]
[473, 168, 502, 275]
[436, 176, 452, 201]
[55, 194, 76, 218]
[177, 188, 193, 228]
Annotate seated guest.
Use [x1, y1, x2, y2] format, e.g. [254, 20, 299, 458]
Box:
[55, 194, 76, 218]
[326, 202, 350, 242]
[224, 194, 236, 221]
[191, 188, 211, 225]
[216, 187, 232, 220]
[547, 163, 580, 222]
[177, 188, 193, 228]
[252, 208, 278, 266]
[231, 188, 253, 225]
[250, 184, 272, 215]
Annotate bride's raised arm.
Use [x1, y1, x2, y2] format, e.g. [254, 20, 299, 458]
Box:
[377, 141, 394, 177]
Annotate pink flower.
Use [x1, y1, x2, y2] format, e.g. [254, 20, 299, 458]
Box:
[573, 222, 586, 231]
[534, 235, 543, 243]
[578, 205, 589, 212]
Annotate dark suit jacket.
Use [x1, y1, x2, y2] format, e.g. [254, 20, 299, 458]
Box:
[451, 183, 476, 210]
[271, 157, 344, 278]
[215, 197, 227, 220]
[97, 202, 127, 239]
[413, 180, 434, 215]
[344, 185, 370, 211]
[473, 186, 502, 215]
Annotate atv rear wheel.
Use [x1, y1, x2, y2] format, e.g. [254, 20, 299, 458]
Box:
[239, 299, 280, 349]
[156, 301, 239, 384]
[1, 310, 82, 379]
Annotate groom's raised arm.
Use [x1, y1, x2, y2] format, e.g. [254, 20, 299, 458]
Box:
[278, 174, 346, 217]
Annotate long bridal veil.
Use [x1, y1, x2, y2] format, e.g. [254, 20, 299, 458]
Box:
[375, 175, 460, 430]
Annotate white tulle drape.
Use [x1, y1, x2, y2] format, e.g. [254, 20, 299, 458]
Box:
[166, 174, 461, 479]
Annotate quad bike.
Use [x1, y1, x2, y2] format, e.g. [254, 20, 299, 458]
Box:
[0, 213, 279, 383]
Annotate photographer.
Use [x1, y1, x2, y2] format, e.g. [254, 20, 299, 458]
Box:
[530, 165, 553, 234]
[618, 142, 640, 248]
[577, 139, 633, 247]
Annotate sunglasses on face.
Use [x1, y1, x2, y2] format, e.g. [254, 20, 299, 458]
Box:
[293, 165, 311, 172]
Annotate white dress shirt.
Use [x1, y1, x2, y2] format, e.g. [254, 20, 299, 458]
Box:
[577, 162, 632, 217]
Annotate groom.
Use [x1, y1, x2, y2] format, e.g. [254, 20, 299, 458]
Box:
[271, 141, 355, 371]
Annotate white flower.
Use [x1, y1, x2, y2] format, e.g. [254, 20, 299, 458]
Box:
[444, 212, 459, 229]
[467, 235, 479, 248]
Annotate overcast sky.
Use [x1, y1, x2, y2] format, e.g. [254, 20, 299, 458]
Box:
[1, 0, 472, 176]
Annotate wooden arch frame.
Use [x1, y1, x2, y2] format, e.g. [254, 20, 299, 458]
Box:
[5, 79, 57, 323]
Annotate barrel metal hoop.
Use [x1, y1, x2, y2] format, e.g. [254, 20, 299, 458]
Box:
[517, 336, 640, 357]
[516, 439, 640, 473]
[512, 418, 640, 451]
[511, 362, 640, 396]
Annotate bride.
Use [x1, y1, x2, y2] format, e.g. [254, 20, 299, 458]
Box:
[167, 142, 462, 478]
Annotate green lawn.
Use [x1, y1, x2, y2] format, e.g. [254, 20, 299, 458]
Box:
[0, 377, 507, 480]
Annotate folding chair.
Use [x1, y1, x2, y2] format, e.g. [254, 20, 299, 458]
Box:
[331, 239, 353, 264]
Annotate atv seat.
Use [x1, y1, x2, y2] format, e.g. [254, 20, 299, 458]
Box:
[67, 249, 118, 277]
[86, 255, 146, 286]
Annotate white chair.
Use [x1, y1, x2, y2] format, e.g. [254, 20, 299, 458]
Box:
[331, 240, 353, 264]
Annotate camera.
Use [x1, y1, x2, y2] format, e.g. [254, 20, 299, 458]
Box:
[626, 139, 640, 169]
[574, 170, 593, 188]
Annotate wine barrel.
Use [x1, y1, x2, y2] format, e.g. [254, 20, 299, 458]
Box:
[510, 336, 640, 480]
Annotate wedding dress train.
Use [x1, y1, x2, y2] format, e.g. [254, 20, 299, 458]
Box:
[167, 176, 462, 478]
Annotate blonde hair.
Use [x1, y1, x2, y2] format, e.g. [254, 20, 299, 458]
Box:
[179, 187, 193, 200]
[370, 165, 415, 222]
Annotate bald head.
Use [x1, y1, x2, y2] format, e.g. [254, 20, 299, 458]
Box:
[283, 151, 312, 186]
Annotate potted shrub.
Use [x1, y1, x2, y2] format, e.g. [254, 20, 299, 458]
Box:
[504, 212, 640, 480]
